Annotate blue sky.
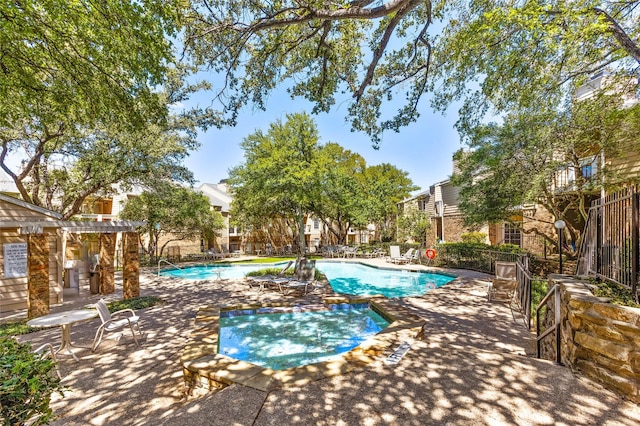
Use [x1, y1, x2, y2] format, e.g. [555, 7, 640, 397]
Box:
[182, 87, 464, 194]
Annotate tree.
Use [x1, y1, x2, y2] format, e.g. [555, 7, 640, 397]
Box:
[313, 143, 369, 244]
[0, 2, 226, 219]
[228, 112, 321, 255]
[362, 163, 418, 241]
[184, 0, 639, 144]
[452, 92, 640, 251]
[397, 205, 430, 244]
[433, 1, 640, 137]
[119, 184, 225, 259]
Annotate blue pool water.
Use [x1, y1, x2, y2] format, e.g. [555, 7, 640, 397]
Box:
[318, 261, 455, 297]
[218, 303, 389, 370]
[160, 261, 455, 297]
[159, 263, 288, 280]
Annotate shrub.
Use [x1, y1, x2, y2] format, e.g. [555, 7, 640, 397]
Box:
[0, 338, 64, 425]
[460, 232, 488, 244]
[106, 296, 165, 313]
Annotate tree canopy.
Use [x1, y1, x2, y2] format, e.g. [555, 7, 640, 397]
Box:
[184, 0, 639, 144]
[228, 113, 417, 250]
[119, 184, 225, 258]
[452, 91, 640, 249]
[0, 2, 226, 219]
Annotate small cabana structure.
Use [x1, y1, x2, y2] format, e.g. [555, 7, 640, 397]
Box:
[0, 194, 143, 318]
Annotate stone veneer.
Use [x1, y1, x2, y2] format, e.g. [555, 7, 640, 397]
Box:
[27, 233, 50, 318]
[122, 232, 140, 300]
[181, 296, 425, 397]
[99, 233, 116, 294]
[540, 275, 640, 402]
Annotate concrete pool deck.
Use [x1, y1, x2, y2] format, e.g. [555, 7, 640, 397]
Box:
[12, 257, 640, 425]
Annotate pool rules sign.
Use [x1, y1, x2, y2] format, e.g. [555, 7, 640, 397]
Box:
[3, 243, 28, 278]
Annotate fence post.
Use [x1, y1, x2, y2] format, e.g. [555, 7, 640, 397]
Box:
[632, 191, 639, 303]
[596, 203, 603, 276]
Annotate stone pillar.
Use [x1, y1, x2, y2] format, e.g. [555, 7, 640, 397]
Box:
[27, 234, 50, 319]
[122, 232, 140, 300]
[99, 233, 116, 294]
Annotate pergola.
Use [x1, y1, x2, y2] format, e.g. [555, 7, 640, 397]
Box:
[1, 219, 144, 318]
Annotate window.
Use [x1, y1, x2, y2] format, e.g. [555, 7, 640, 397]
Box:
[313, 218, 320, 230]
[503, 223, 522, 247]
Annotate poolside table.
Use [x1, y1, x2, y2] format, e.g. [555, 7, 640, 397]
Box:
[27, 309, 99, 361]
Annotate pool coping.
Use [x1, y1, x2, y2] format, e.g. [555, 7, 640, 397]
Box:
[180, 296, 425, 396]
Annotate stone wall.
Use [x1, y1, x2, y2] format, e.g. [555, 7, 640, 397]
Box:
[27, 234, 50, 318]
[540, 275, 640, 402]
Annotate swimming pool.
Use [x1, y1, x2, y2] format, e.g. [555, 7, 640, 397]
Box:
[218, 303, 389, 370]
[318, 261, 455, 297]
[159, 263, 288, 280]
[160, 261, 455, 297]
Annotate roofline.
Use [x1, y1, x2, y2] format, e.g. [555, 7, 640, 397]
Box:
[0, 193, 63, 219]
[0, 220, 145, 233]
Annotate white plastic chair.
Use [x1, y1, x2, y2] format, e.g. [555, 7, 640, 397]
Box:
[33, 342, 61, 378]
[92, 299, 142, 351]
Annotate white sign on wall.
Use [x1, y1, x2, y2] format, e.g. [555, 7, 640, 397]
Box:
[3, 243, 28, 278]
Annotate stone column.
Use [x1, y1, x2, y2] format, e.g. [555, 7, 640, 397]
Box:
[122, 232, 140, 300]
[99, 233, 116, 294]
[27, 234, 50, 318]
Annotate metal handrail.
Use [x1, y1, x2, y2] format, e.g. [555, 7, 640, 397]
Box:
[157, 259, 183, 277]
[536, 284, 562, 364]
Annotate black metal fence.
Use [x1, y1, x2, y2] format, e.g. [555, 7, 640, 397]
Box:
[577, 187, 639, 301]
[435, 246, 522, 274]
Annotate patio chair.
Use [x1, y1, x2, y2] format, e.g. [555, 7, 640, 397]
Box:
[246, 260, 294, 292]
[92, 299, 142, 351]
[487, 262, 518, 302]
[33, 342, 61, 378]
[391, 248, 414, 264]
[206, 249, 224, 260]
[387, 245, 401, 263]
[278, 259, 316, 295]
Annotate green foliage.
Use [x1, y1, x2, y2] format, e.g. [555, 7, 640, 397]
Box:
[0, 321, 35, 338]
[592, 280, 640, 308]
[396, 206, 430, 244]
[229, 112, 321, 254]
[0, 3, 225, 219]
[452, 95, 640, 251]
[0, 338, 64, 425]
[106, 296, 166, 313]
[184, 0, 639, 144]
[120, 184, 225, 257]
[229, 113, 417, 251]
[434, 1, 640, 135]
[246, 267, 325, 281]
[435, 242, 525, 273]
[460, 232, 487, 244]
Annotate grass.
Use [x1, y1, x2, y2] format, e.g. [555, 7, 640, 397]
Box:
[0, 296, 165, 338]
[246, 267, 326, 281]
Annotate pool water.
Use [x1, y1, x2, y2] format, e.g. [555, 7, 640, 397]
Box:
[318, 261, 454, 297]
[159, 263, 288, 280]
[160, 261, 455, 298]
[218, 303, 389, 370]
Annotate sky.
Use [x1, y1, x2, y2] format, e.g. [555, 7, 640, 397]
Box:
[182, 86, 465, 195]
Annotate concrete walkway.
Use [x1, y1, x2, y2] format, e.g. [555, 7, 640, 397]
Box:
[14, 259, 640, 425]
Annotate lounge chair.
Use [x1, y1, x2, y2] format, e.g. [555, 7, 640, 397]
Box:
[391, 248, 414, 264]
[387, 245, 401, 263]
[487, 262, 518, 302]
[246, 260, 294, 292]
[92, 299, 142, 351]
[206, 249, 224, 260]
[278, 259, 316, 295]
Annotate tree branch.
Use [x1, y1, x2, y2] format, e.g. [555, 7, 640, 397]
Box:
[593, 7, 640, 63]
